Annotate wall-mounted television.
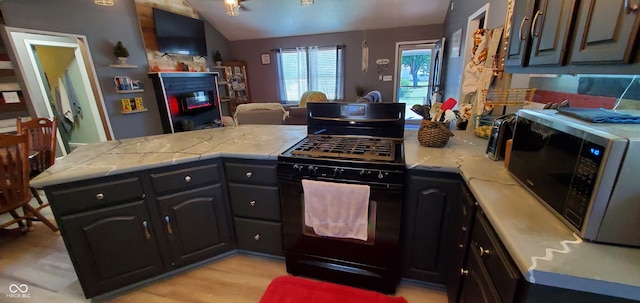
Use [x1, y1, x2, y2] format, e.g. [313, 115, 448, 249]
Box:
[153, 8, 207, 57]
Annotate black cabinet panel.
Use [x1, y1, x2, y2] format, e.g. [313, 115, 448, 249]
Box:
[402, 171, 461, 284]
[157, 184, 231, 267]
[528, 0, 576, 66]
[228, 183, 280, 221]
[224, 162, 278, 185]
[49, 177, 144, 216]
[458, 248, 500, 303]
[570, 0, 640, 64]
[59, 201, 163, 298]
[447, 183, 477, 303]
[234, 217, 283, 256]
[150, 163, 221, 196]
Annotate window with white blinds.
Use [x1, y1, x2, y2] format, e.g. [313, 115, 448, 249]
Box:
[276, 45, 344, 104]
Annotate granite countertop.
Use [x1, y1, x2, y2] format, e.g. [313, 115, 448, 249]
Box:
[31, 125, 640, 301]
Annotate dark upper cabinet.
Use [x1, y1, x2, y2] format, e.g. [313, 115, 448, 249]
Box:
[505, 0, 577, 67]
[570, 0, 640, 64]
[505, 0, 640, 73]
[402, 170, 462, 284]
[527, 0, 577, 66]
[156, 184, 232, 268]
[58, 201, 164, 298]
[505, 0, 536, 67]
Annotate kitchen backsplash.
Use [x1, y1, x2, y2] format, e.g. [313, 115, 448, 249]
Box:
[529, 74, 640, 110]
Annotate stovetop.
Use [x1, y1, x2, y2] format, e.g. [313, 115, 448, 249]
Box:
[281, 135, 404, 164]
[290, 135, 397, 162]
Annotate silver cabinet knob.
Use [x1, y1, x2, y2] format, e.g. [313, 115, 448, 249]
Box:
[96, 193, 104, 200]
[479, 246, 490, 256]
[254, 234, 260, 240]
[460, 268, 469, 276]
[461, 226, 467, 231]
[250, 200, 256, 207]
[184, 175, 191, 183]
[141, 193, 146, 199]
[246, 172, 253, 178]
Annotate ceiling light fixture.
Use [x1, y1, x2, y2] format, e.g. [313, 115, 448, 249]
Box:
[300, 0, 314, 6]
[94, 0, 114, 6]
[225, 0, 240, 16]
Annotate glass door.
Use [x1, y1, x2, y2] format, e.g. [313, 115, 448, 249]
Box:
[395, 42, 437, 122]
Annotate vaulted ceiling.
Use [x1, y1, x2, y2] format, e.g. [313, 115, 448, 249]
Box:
[186, 0, 450, 41]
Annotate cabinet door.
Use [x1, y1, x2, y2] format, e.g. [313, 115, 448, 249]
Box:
[446, 184, 477, 303]
[458, 249, 501, 303]
[59, 201, 163, 298]
[570, 0, 640, 64]
[505, 0, 536, 67]
[402, 173, 461, 284]
[528, 0, 577, 66]
[157, 184, 232, 268]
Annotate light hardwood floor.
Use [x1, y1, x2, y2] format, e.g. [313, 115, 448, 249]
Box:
[0, 196, 447, 303]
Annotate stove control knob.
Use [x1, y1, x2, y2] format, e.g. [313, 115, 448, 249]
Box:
[293, 164, 303, 172]
[308, 165, 317, 174]
[359, 169, 369, 176]
[378, 171, 385, 179]
[333, 168, 343, 177]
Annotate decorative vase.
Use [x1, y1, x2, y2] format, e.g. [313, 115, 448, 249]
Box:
[117, 57, 128, 65]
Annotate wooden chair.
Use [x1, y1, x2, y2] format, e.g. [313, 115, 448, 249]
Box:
[0, 133, 58, 232]
[17, 117, 57, 205]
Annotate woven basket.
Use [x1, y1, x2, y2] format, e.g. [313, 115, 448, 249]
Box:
[417, 119, 454, 147]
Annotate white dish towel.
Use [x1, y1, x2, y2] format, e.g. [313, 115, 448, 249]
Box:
[302, 179, 370, 241]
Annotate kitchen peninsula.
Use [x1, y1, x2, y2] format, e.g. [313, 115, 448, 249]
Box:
[31, 125, 640, 302]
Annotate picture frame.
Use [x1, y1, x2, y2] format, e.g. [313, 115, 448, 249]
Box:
[261, 53, 271, 65]
[450, 28, 462, 58]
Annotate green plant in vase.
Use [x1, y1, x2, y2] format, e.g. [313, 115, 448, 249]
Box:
[213, 50, 222, 66]
[113, 41, 129, 65]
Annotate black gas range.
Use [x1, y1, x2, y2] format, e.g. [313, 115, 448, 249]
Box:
[278, 102, 406, 293]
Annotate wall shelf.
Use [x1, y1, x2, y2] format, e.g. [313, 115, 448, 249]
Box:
[116, 89, 144, 93]
[109, 64, 138, 68]
[121, 108, 148, 114]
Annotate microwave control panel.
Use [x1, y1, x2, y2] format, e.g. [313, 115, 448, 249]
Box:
[564, 142, 605, 229]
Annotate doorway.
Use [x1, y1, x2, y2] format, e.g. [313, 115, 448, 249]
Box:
[393, 40, 439, 122]
[3, 27, 112, 156]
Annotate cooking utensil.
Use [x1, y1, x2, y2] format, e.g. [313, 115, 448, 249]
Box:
[430, 102, 442, 121]
[443, 109, 456, 123]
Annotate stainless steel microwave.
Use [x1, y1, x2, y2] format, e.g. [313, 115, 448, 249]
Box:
[508, 109, 640, 247]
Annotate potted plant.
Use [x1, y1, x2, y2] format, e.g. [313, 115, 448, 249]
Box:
[113, 41, 129, 65]
[213, 50, 222, 66]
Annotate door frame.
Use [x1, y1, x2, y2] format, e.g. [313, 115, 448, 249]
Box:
[2, 26, 113, 154]
[393, 39, 439, 103]
[458, 4, 490, 104]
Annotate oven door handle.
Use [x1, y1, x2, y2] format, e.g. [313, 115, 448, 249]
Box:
[309, 112, 403, 123]
[302, 176, 404, 191]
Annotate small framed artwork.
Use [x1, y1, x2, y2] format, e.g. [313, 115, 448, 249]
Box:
[450, 28, 462, 58]
[261, 53, 271, 65]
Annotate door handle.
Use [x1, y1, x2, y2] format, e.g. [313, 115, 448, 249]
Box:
[519, 16, 530, 41]
[165, 216, 173, 234]
[530, 11, 543, 38]
[142, 220, 151, 239]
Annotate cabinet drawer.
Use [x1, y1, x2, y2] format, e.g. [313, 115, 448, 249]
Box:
[228, 183, 280, 221]
[224, 162, 277, 185]
[234, 218, 283, 256]
[472, 211, 521, 303]
[48, 177, 144, 216]
[150, 163, 220, 196]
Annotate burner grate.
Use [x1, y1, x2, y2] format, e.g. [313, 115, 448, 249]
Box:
[291, 136, 396, 161]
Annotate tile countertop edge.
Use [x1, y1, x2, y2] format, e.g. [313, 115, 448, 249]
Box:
[405, 130, 640, 301]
